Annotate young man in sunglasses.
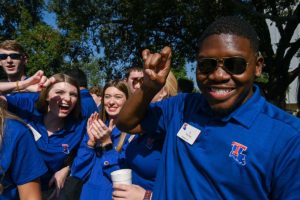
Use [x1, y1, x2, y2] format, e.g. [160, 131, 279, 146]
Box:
[0, 40, 53, 94]
[0, 40, 27, 82]
[116, 16, 300, 199]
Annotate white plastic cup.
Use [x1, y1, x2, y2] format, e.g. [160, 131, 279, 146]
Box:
[111, 169, 132, 185]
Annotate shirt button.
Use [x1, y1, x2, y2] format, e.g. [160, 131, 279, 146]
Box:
[104, 161, 110, 166]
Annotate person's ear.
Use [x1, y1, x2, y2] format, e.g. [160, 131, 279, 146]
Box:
[160, 87, 168, 100]
[21, 54, 28, 65]
[255, 56, 264, 77]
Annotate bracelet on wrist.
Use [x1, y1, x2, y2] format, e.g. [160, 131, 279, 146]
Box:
[143, 190, 152, 200]
[100, 143, 113, 151]
[16, 81, 20, 92]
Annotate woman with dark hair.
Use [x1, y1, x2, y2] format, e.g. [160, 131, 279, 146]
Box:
[1, 73, 87, 199]
[71, 80, 130, 200]
[0, 105, 47, 200]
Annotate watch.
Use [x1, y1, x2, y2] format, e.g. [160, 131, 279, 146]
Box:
[100, 143, 113, 151]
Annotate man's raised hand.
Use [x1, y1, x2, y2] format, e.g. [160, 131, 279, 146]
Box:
[142, 46, 172, 91]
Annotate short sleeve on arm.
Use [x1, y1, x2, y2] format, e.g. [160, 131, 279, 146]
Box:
[141, 95, 185, 136]
[5, 92, 39, 119]
[7, 120, 47, 185]
[140, 102, 165, 135]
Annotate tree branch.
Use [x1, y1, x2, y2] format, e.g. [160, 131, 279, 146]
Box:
[288, 62, 300, 84]
[269, 0, 284, 35]
[284, 38, 300, 67]
[276, 3, 300, 61]
[231, 0, 299, 22]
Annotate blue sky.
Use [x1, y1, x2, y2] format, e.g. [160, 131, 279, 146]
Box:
[42, 10, 57, 29]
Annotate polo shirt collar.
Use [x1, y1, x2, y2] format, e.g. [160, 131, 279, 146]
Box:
[230, 85, 265, 128]
[80, 89, 89, 96]
[36, 116, 79, 135]
[63, 117, 80, 132]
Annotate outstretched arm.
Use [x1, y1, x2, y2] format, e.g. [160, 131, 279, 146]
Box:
[116, 46, 172, 132]
[0, 70, 54, 94]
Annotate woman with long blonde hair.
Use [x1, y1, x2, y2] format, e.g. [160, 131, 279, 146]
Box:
[0, 104, 47, 200]
[113, 71, 178, 200]
[2, 73, 87, 199]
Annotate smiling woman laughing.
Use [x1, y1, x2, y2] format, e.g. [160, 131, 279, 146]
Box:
[1, 73, 87, 199]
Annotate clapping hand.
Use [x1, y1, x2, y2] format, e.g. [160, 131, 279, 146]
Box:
[87, 113, 114, 147]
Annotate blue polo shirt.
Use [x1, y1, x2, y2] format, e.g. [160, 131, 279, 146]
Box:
[141, 86, 300, 199]
[71, 126, 129, 200]
[0, 118, 47, 200]
[80, 89, 98, 119]
[5, 92, 87, 189]
[125, 133, 164, 190]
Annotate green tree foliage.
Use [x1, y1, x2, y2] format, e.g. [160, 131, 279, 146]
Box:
[0, 0, 299, 107]
[0, 0, 44, 40]
[231, 0, 300, 107]
[49, 0, 299, 107]
[49, 0, 216, 79]
[0, 0, 66, 77]
[62, 58, 107, 87]
[0, 0, 94, 78]
[17, 22, 64, 75]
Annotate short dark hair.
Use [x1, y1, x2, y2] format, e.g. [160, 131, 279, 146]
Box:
[64, 67, 88, 88]
[198, 16, 259, 53]
[125, 67, 143, 79]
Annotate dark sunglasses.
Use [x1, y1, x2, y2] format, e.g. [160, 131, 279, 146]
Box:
[197, 57, 248, 75]
[132, 77, 144, 85]
[0, 53, 22, 60]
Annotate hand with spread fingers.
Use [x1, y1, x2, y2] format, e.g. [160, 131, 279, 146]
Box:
[87, 112, 114, 147]
[115, 46, 172, 132]
[0, 70, 56, 94]
[24, 71, 56, 92]
[142, 46, 172, 93]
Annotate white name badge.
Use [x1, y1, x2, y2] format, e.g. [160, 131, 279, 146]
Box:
[177, 123, 201, 145]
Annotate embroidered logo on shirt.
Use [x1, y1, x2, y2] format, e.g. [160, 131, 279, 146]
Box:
[229, 141, 248, 166]
[62, 144, 70, 154]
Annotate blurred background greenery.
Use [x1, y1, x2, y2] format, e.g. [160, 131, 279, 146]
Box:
[0, 0, 299, 108]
